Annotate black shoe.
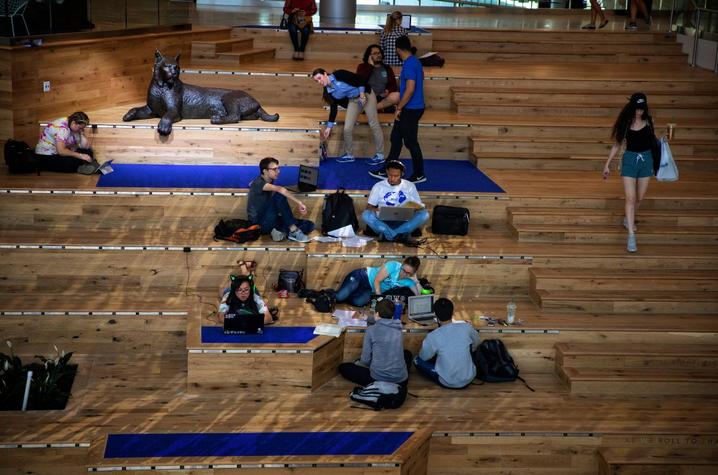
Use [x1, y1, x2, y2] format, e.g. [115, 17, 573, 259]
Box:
[408, 173, 426, 183]
[382, 106, 396, 113]
[397, 234, 419, 247]
[369, 168, 388, 179]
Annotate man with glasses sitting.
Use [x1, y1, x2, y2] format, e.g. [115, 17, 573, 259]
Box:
[332, 256, 423, 307]
[247, 157, 313, 243]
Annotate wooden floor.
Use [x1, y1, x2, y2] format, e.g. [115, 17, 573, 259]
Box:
[2, 6, 718, 475]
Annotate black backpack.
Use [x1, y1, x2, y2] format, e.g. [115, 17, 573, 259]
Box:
[322, 189, 359, 235]
[306, 289, 335, 313]
[213, 219, 261, 243]
[474, 339, 534, 391]
[431, 205, 470, 236]
[3, 139, 39, 175]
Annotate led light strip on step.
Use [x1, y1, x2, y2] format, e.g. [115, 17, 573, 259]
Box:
[89, 461, 400, 472]
[0, 442, 91, 449]
[0, 244, 304, 252]
[188, 348, 313, 354]
[345, 328, 558, 335]
[308, 253, 532, 261]
[0, 311, 188, 317]
[39, 123, 320, 133]
[434, 431, 600, 438]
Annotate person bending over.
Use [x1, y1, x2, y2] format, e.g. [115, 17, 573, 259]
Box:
[339, 299, 412, 386]
[284, 0, 317, 60]
[247, 157, 313, 243]
[312, 67, 384, 165]
[369, 36, 426, 183]
[35, 111, 99, 174]
[363, 160, 429, 246]
[357, 44, 400, 114]
[413, 298, 480, 389]
[334, 256, 423, 307]
[218, 275, 274, 325]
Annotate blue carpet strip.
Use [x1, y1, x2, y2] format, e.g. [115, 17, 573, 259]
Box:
[201, 326, 317, 344]
[104, 431, 413, 458]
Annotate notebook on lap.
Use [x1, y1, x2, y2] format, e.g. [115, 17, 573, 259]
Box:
[223, 312, 264, 335]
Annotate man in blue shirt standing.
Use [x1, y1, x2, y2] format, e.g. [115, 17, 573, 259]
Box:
[369, 35, 426, 183]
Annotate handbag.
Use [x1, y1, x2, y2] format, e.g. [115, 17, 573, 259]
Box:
[276, 269, 304, 294]
[431, 205, 470, 236]
[280, 14, 289, 30]
[656, 136, 679, 182]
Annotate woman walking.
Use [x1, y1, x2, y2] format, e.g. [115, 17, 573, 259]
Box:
[603, 93, 659, 253]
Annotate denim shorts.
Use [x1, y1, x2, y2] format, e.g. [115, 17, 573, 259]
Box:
[621, 150, 653, 178]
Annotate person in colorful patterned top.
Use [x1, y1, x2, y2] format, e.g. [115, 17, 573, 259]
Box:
[380, 11, 409, 67]
[34, 111, 98, 174]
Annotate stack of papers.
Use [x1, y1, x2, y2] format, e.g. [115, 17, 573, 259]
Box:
[314, 323, 342, 337]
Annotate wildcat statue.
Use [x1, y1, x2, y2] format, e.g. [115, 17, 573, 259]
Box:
[123, 50, 279, 136]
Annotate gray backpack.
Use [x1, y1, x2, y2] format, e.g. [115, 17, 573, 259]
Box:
[350, 381, 407, 411]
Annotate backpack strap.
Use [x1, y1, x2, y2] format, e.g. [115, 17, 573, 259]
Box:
[516, 375, 535, 392]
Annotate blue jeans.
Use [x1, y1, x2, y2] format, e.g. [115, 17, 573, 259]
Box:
[287, 23, 311, 52]
[362, 209, 429, 241]
[413, 356, 443, 386]
[258, 193, 314, 235]
[335, 268, 373, 307]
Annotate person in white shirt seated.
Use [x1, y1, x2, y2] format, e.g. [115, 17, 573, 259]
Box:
[362, 160, 429, 246]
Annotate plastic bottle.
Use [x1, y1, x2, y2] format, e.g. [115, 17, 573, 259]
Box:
[506, 299, 516, 325]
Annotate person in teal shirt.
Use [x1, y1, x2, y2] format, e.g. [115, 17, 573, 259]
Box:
[333, 257, 423, 307]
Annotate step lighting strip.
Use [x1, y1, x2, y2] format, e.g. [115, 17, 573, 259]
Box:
[0, 442, 91, 449]
[89, 461, 400, 472]
[345, 328, 558, 335]
[308, 253, 532, 261]
[0, 311, 188, 317]
[0, 244, 304, 252]
[39, 123, 320, 133]
[434, 431, 600, 438]
[188, 349, 313, 354]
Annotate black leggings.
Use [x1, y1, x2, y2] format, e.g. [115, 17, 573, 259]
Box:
[36, 148, 94, 173]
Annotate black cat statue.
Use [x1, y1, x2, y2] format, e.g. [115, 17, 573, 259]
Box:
[123, 50, 279, 136]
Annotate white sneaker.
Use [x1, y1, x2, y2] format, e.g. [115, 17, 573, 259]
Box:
[288, 228, 311, 243]
[627, 234, 637, 253]
[271, 228, 286, 242]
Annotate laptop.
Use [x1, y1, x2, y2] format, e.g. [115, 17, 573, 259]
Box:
[407, 294, 437, 325]
[377, 206, 415, 222]
[286, 165, 319, 193]
[223, 312, 264, 335]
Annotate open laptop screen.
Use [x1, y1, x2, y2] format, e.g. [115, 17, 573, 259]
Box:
[409, 294, 433, 317]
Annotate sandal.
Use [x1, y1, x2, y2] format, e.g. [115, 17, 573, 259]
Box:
[599, 19, 609, 29]
[581, 24, 596, 30]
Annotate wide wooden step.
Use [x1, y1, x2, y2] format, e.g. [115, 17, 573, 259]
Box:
[440, 51, 686, 64]
[555, 343, 718, 370]
[438, 41, 684, 56]
[598, 447, 718, 475]
[559, 366, 718, 395]
[512, 223, 718, 244]
[533, 289, 718, 314]
[192, 37, 255, 56]
[508, 207, 718, 227]
[530, 267, 718, 292]
[430, 28, 678, 44]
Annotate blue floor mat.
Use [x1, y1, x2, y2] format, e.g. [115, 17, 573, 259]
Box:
[104, 431, 413, 458]
[201, 326, 317, 344]
[96, 159, 504, 193]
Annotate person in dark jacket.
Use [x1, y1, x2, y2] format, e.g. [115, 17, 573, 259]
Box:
[311, 68, 385, 165]
[356, 44, 399, 113]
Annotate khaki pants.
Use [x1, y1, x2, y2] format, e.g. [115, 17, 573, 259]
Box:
[342, 91, 384, 157]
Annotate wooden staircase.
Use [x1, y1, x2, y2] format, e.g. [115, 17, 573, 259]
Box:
[555, 343, 718, 395]
[191, 36, 275, 67]
[598, 447, 718, 475]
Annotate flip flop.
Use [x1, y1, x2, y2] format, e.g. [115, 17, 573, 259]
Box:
[599, 19, 609, 29]
[581, 24, 596, 30]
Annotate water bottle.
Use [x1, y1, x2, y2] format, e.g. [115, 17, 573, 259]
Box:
[506, 299, 516, 325]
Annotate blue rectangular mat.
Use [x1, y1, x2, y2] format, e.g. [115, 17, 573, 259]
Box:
[104, 431, 413, 458]
[201, 326, 317, 344]
[96, 159, 504, 193]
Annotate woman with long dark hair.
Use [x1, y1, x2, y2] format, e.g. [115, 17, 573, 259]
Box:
[218, 275, 274, 324]
[603, 93, 659, 253]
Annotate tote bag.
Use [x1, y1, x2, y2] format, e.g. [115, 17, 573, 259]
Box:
[656, 136, 679, 182]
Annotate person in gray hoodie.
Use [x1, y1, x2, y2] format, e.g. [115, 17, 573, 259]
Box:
[338, 299, 412, 386]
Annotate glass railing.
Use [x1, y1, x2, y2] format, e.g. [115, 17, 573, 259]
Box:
[670, 0, 718, 71]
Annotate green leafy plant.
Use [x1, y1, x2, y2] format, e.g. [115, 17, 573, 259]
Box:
[0, 341, 77, 411]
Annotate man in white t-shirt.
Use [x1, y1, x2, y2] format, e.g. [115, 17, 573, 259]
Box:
[362, 160, 429, 245]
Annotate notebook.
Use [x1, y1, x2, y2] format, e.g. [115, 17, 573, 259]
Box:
[377, 206, 415, 222]
[286, 164, 319, 193]
[407, 294, 436, 325]
[223, 312, 264, 335]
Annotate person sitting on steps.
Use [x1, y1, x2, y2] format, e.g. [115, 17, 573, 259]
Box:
[34, 111, 100, 175]
[362, 160, 429, 246]
[356, 44, 400, 114]
[338, 299, 413, 387]
[333, 256, 423, 308]
[247, 157, 313, 243]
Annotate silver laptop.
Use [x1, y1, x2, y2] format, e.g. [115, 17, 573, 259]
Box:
[407, 294, 436, 325]
[286, 165, 318, 193]
[377, 206, 415, 222]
